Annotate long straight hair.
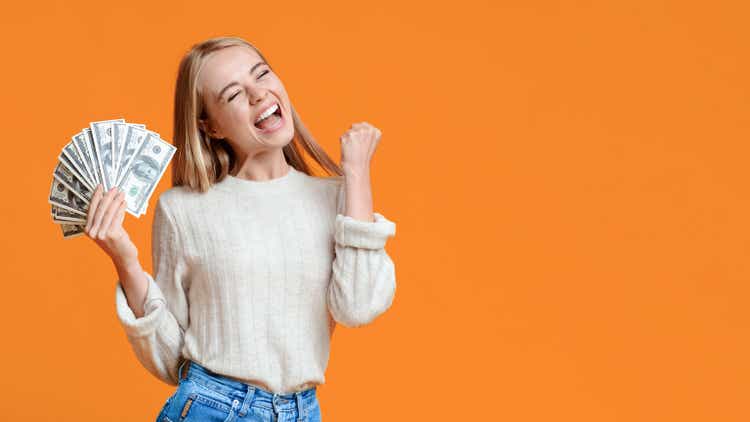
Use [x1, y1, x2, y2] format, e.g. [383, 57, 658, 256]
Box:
[172, 36, 342, 192]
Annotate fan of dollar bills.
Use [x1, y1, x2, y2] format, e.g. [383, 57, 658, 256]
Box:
[49, 118, 176, 239]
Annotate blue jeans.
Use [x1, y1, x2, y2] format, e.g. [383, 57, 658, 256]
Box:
[156, 360, 322, 422]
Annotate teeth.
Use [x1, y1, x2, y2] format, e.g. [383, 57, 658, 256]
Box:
[255, 103, 279, 123]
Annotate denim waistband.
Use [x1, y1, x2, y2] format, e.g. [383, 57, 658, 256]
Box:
[178, 359, 316, 414]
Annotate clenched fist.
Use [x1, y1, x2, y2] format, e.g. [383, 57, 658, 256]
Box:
[339, 122, 382, 176]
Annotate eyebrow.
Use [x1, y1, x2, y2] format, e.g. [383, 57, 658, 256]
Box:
[216, 61, 267, 101]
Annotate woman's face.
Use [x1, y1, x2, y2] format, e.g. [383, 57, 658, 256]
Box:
[197, 46, 294, 151]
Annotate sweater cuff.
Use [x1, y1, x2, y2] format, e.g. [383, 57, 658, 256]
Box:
[334, 212, 396, 249]
[114, 271, 167, 338]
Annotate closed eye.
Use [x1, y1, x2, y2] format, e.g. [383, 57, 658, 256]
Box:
[227, 70, 271, 102]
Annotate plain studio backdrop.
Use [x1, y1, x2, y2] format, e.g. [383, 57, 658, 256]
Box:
[1, 1, 748, 421]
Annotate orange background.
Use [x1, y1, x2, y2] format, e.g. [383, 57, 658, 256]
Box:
[1, 0, 748, 420]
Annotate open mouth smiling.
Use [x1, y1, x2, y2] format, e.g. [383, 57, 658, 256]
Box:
[253, 102, 283, 132]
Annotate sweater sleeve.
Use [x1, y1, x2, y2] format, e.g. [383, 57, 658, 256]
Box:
[326, 181, 397, 328]
[114, 195, 189, 385]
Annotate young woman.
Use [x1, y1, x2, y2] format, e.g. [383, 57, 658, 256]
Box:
[84, 36, 397, 422]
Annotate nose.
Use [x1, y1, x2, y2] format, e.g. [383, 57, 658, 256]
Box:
[246, 85, 265, 105]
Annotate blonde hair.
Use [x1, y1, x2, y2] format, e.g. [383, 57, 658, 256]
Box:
[172, 36, 343, 192]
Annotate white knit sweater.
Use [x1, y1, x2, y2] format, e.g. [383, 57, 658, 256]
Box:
[114, 166, 397, 394]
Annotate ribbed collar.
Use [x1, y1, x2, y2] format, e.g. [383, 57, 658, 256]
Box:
[214, 165, 306, 194]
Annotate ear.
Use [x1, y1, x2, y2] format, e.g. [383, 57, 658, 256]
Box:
[198, 118, 210, 134]
[199, 118, 223, 139]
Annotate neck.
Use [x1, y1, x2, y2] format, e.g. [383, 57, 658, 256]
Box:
[230, 147, 290, 181]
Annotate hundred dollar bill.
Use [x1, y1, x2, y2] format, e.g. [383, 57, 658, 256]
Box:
[53, 216, 85, 225]
[91, 118, 125, 191]
[48, 178, 88, 216]
[60, 222, 85, 239]
[53, 161, 92, 204]
[134, 201, 149, 217]
[51, 205, 86, 223]
[58, 152, 94, 193]
[62, 141, 94, 190]
[117, 132, 176, 216]
[73, 130, 100, 187]
[113, 122, 147, 179]
[83, 128, 103, 186]
[115, 124, 154, 188]
[53, 217, 84, 225]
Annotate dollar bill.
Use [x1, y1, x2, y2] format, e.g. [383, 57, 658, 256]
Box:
[60, 223, 85, 239]
[91, 118, 125, 190]
[72, 131, 100, 186]
[83, 128, 102, 185]
[113, 122, 146, 179]
[51, 204, 86, 223]
[114, 124, 152, 188]
[58, 152, 94, 193]
[48, 177, 88, 216]
[53, 161, 92, 204]
[117, 132, 176, 216]
[62, 141, 94, 190]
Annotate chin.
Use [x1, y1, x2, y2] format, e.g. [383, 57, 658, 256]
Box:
[273, 134, 293, 149]
[273, 115, 295, 143]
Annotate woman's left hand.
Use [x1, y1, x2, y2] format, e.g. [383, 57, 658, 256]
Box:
[339, 122, 382, 176]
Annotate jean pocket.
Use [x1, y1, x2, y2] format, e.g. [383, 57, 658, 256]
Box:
[176, 390, 237, 422]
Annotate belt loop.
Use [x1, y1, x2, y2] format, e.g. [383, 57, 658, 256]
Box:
[179, 360, 190, 381]
[238, 385, 256, 417]
[295, 391, 306, 421]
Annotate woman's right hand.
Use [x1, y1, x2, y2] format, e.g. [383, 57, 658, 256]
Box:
[85, 184, 139, 267]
